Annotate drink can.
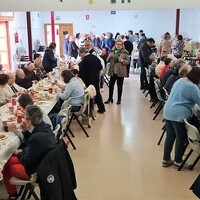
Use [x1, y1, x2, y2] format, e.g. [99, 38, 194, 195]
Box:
[17, 115, 22, 124]
[48, 88, 53, 94]
[30, 89, 35, 97]
[12, 98, 17, 106]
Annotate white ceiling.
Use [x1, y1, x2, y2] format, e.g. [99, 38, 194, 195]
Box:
[1, 0, 200, 11]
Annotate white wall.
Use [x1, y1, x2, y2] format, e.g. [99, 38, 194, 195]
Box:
[41, 10, 176, 42]
[40, 9, 200, 42]
[180, 9, 200, 41]
[31, 12, 45, 51]
[9, 12, 28, 71]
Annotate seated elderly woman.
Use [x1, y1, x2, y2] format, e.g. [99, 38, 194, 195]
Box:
[162, 66, 200, 169]
[21, 62, 38, 81]
[2, 105, 57, 199]
[0, 74, 11, 106]
[3, 72, 27, 97]
[34, 53, 47, 79]
[15, 69, 33, 89]
[56, 70, 84, 112]
[164, 65, 192, 94]
[161, 59, 185, 88]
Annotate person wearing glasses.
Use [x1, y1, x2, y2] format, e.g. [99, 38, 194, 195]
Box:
[104, 39, 130, 104]
[2, 105, 57, 200]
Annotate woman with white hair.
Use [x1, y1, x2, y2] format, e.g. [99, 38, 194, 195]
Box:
[15, 68, 32, 89]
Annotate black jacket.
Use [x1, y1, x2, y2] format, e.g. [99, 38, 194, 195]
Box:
[124, 41, 133, 55]
[37, 140, 77, 200]
[138, 42, 152, 69]
[43, 48, 57, 73]
[17, 122, 57, 176]
[79, 53, 102, 87]
[67, 42, 78, 58]
[21, 66, 38, 85]
[190, 174, 200, 198]
[15, 76, 32, 89]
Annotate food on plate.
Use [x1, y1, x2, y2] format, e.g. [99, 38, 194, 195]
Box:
[0, 133, 6, 139]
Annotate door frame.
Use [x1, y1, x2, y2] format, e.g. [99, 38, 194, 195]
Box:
[44, 23, 73, 46]
[0, 21, 11, 72]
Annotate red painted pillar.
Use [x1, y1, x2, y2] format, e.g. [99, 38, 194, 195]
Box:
[26, 12, 33, 60]
[175, 9, 180, 36]
[51, 11, 55, 42]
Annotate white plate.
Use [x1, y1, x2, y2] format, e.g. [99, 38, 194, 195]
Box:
[0, 134, 8, 140]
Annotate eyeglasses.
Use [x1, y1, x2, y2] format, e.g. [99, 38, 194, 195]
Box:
[116, 43, 122, 46]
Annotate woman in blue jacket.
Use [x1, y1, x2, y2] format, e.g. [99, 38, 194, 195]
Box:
[162, 66, 200, 168]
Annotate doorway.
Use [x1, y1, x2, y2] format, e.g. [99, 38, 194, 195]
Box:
[44, 23, 73, 58]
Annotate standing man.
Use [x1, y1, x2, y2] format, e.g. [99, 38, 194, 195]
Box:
[63, 33, 70, 60]
[123, 36, 133, 77]
[128, 30, 135, 43]
[78, 47, 106, 113]
[138, 38, 155, 90]
[84, 39, 105, 73]
[43, 42, 57, 73]
[102, 32, 115, 53]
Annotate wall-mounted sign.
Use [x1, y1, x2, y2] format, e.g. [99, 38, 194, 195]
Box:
[111, 0, 116, 3]
[55, 16, 61, 20]
[111, 11, 116, 15]
[121, 0, 132, 3]
[111, 0, 132, 3]
[86, 14, 90, 20]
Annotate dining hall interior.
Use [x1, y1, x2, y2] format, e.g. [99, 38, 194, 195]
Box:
[1, 0, 200, 199]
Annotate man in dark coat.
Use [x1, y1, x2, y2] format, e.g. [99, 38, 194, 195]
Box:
[138, 38, 155, 89]
[43, 42, 57, 73]
[124, 36, 133, 77]
[79, 47, 106, 113]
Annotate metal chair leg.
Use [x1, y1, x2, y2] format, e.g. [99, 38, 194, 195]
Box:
[21, 185, 29, 200]
[63, 129, 76, 150]
[145, 91, 149, 97]
[27, 184, 39, 200]
[17, 185, 25, 197]
[154, 101, 162, 114]
[178, 149, 193, 171]
[190, 155, 200, 170]
[74, 115, 89, 137]
[150, 100, 157, 108]
[157, 128, 166, 145]
[153, 103, 164, 120]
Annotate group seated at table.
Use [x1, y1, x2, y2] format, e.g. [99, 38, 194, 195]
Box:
[2, 105, 58, 200]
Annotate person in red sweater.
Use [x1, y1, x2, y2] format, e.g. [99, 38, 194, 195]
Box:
[160, 57, 172, 81]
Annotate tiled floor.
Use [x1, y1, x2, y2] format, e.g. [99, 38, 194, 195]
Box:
[0, 73, 199, 199]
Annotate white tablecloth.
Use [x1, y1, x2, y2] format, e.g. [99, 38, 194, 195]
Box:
[0, 132, 20, 171]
